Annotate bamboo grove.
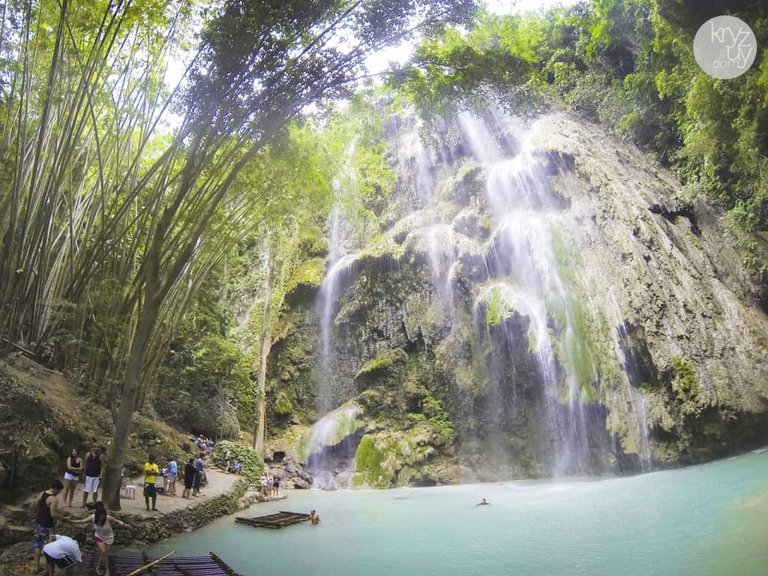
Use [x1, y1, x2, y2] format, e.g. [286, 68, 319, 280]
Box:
[0, 0, 475, 508]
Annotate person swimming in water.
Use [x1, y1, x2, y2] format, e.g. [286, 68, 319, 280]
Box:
[309, 509, 320, 525]
[477, 498, 490, 506]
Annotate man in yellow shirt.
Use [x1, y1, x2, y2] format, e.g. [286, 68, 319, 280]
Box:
[143, 455, 161, 512]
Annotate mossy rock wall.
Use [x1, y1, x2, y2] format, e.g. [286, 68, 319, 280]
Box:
[271, 106, 768, 482]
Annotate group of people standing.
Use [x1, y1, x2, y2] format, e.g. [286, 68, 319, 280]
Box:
[32, 478, 121, 576]
[30, 437, 315, 574]
[182, 452, 206, 499]
[61, 445, 106, 508]
[260, 473, 280, 497]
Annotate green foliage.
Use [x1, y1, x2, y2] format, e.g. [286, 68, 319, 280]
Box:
[274, 391, 294, 415]
[154, 265, 250, 439]
[485, 286, 513, 327]
[395, 17, 535, 115]
[210, 440, 263, 486]
[285, 258, 327, 294]
[321, 95, 398, 243]
[422, 394, 455, 441]
[670, 356, 699, 400]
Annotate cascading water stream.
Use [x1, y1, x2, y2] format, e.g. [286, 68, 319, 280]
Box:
[317, 206, 343, 414]
[306, 107, 656, 485]
[311, 251, 360, 489]
[395, 118, 459, 313]
[614, 315, 654, 472]
[308, 143, 361, 488]
[303, 404, 363, 490]
[460, 112, 593, 475]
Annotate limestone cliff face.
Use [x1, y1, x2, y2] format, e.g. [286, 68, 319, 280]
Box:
[270, 104, 768, 487]
[531, 112, 768, 463]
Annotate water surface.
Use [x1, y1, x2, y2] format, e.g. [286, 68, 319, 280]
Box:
[149, 449, 768, 576]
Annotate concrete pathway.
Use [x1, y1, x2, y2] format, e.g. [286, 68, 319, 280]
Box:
[57, 468, 240, 519]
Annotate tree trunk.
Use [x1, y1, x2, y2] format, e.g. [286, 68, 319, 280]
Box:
[102, 294, 161, 510]
[254, 330, 271, 457]
[254, 242, 272, 456]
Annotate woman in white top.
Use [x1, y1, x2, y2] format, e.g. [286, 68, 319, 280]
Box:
[72, 501, 125, 576]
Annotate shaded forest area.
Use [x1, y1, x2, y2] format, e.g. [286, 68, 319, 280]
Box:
[1, 0, 766, 505]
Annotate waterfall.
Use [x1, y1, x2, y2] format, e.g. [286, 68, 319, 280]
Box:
[301, 106, 658, 485]
[303, 404, 363, 490]
[316, 207, 356, 414]
[394, 116, 459, 315]
[460, 111, 596, 475]
[614, 317, 654, 472]
[309, 142, 361, 485]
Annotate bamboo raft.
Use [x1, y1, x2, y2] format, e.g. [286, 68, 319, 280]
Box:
[235, 510, 311, 529]
[110, 552, 240, 576]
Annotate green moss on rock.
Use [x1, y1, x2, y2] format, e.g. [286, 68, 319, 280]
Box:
[299, 404, 364, 462]
[354, 435, 389, 488]
[422, 394, 455, 442]
[353, 422, 443, 488]
[286, 257, 326, 294]
[548, 231, 622, 403]
[354, 348, 408, 390]
[671, 356, 699, 399]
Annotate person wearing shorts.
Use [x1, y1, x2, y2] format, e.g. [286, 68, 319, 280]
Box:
[82, 445, 104, 507]
[166, 456, 178, 496]
[183, 458, 195, 499]
[32, 480, 62, 573]
[71, 501, 125, 576]
[143, 454, 160, 512]
[62, 449, 82, 507]
[42, 533, 84, 576]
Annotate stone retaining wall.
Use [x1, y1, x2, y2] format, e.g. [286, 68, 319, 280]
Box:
[0, 482, 269, 574]
[62, 481, 255, 545]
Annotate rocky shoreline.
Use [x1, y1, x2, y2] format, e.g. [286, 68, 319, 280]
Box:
[0, 480, 278, 575]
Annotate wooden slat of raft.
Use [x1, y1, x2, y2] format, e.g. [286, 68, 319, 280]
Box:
[110, 553, 241, 576]
[235, 511, 310, 529]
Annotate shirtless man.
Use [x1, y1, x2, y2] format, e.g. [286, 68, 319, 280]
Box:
[309, 509, 320, 525]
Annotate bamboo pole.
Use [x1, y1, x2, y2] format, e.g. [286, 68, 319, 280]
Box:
[124, 550, 175, 576]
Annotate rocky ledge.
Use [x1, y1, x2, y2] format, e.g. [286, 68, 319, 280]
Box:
[0, 480, 280, 575]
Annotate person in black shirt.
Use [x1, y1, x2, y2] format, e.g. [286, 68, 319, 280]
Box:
[32, 479, 62, 573]
[182, 458, 195, 499]
[82, 445, 105, 507]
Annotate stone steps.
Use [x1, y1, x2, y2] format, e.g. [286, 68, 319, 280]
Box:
[2, 504, 30, 526]
[0, 524, 32, 546]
